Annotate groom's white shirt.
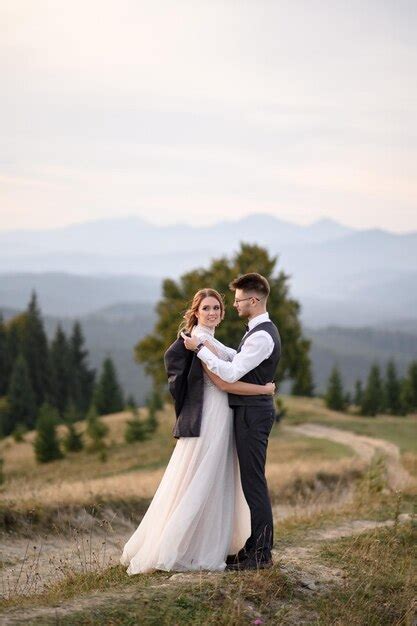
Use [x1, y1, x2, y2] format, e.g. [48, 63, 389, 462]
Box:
[197, 312, 274, 383]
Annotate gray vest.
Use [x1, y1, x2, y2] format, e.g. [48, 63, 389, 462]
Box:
[228, 321, 281, 407]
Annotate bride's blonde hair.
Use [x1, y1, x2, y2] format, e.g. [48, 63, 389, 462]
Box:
[179, 288, 225, 336]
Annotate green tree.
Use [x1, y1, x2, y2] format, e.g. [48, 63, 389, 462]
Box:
[125, 406, 148, 443]
[361, 363, 383, 416]
[94, 357, 124, 415]
[325, 365, 346, 411]
[62, 402, 84, 452]
[49, 324, 71, 417]
[399, 361, 417, 415]
[22, 292, 50, 408]
[405, 361, 417, 411]
[5, 314, 25, 384]
[147, 388, 164, 411]
[136, 243, 312, 393]
[12, 423, 27, 443]
[384, 360, 401, 415]
[63, 423, 83, 452]
[7, 354, 37, 433]
[0, 397, 11, 438]
[69, 321, 95, 417]
[0, 314, 8, 396]
[354, 380, 363, 406]
[86, 405, 108, 453]
[125, 394, 136, 409]
[145, 404, 158, 435]
[291, 349, 314, 396]
[34, 403, 63, 463]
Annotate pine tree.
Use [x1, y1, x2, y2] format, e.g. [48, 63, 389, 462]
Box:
[22, 292, 50, 408]
[0, 397, 11, 438]
[5, 317, 23, 387]
[86, 405, 108, 452]
[145, 405, 158, 435]
[144, 395, 159, 434]
[69, 321, 95, 417]
[12, 424, 27, 443]
[62, 402, 84, 452]
[354, 380, 363, 406]
[94, 357, 124, 415]
[125, 394, 137, 409]
[7, 354, 37, 432]
[291, 347, 315, 396]
[15, 292, 50, 407]
[63, 423, 83, 452]
[34, 403, 63, 463]
[0, 314, 8, 396]
[325, 366, 346, 411]
[125, 406, 148, 443]
[49, 324, 71, 417]
[398, 361, 417, 415]
[405, 361, 417, 411]
[399, 378, 413, 415]
[384, 360, 401, 415]
[361, 363, 383, 416]
[147, 388, 164, 411]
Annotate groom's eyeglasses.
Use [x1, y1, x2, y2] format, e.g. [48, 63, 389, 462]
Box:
[234, 296, 260, 304]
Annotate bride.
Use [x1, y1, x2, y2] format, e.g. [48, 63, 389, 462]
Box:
[120, 288, 275, 574]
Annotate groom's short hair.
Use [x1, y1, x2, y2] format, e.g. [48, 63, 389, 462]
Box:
[229, 273, 270, 298]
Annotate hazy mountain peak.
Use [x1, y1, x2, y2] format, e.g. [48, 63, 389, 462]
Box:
[307, 217, 354, 238]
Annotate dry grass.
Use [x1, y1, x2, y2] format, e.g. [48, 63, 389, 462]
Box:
[0, 404, 359, 513]
[1, 395, 415, 625]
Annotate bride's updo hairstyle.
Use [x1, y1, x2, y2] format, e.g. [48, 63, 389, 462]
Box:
[179, 288, 225, 336]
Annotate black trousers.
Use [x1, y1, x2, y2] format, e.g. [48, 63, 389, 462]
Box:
[233, 405, 275, 559]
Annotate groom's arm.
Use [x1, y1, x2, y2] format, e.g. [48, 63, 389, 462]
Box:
[196, 331, 273, 383]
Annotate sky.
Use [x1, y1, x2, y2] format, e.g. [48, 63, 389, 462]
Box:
[1, 0, 416, 233]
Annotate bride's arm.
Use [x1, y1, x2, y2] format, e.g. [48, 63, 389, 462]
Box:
[202, 364, 275, 396]
[191, 329, 220, 356]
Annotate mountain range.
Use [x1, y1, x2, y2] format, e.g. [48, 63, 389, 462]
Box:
[0, 214, 416, 326]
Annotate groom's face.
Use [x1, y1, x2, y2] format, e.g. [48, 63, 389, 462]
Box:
[233, 289, 253, 318]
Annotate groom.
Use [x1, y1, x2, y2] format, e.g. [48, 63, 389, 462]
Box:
[182, 272, 281, 570]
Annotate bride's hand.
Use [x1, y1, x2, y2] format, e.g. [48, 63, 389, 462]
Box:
[264, 382, 276, 396]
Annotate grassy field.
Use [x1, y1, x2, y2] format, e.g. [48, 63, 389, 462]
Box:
[284, 396, 417, 454]
[1, 396, 416, 625]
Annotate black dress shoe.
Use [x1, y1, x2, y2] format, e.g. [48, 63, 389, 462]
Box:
[226, 555, 273, 571]
[226, 549, 247, 565]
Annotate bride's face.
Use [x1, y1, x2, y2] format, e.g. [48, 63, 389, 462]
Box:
[196, 296, 222, 329]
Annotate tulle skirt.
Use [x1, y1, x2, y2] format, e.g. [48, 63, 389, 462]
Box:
[120, 383, 250, 573]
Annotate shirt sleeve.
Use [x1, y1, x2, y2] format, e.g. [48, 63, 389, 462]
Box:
[212, 338, 237, 361]
[197, 330, 274, 383]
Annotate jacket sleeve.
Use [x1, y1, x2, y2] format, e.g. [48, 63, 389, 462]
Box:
[164, 338, 191, 416]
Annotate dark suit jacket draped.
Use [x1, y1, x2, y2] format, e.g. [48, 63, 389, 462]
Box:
[164, 337, 204, 438]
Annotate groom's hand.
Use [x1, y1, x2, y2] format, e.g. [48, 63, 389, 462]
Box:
[180, 332, 200, 351]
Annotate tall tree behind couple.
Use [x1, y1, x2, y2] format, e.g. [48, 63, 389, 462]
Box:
[121, 246, 313, 573]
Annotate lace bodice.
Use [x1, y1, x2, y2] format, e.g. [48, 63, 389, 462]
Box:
[191, 325, 232, 388]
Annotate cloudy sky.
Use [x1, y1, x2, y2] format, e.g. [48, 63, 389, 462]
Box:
[1, 0, 416, 232]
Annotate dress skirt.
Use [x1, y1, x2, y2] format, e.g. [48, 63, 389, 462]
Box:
[120, 378, 250, 573]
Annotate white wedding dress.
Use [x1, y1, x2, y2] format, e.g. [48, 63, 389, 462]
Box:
[120, 324, 250, 574]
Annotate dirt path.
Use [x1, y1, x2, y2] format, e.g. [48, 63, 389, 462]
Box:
[285, 423, 412, 490]
[1, 514, 411, 625]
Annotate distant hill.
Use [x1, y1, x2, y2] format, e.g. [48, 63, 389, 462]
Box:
[1, 215, 416, 326]
[0, 273, 160, 316]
